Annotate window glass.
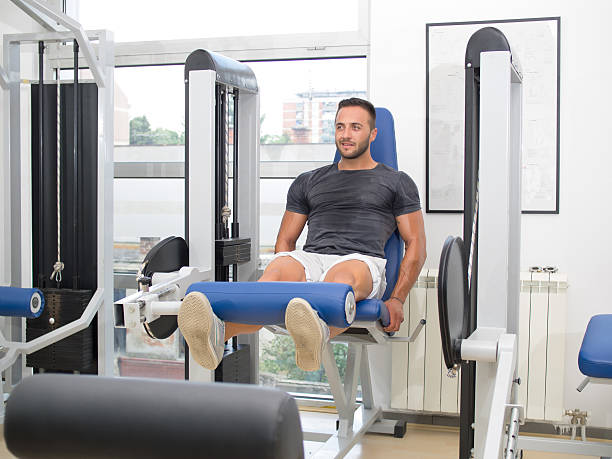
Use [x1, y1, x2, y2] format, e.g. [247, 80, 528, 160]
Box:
[115, 65, 184, 148]
[113, 177, 185, 379]
[250, 59, 366, 146]
[259, 179, 307, 262]
[112, 65, 185, 375]
[75, 0, 360, 42]
[113, 178, 184, 273]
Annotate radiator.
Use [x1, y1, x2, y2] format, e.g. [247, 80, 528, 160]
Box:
[390, 269, 568, 422]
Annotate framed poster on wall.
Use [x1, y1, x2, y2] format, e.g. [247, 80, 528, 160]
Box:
[426, 17, 560, 213]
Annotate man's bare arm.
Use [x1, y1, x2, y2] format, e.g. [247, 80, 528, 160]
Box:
[384, 210, 427, 332]
[274, 211, 308, 253]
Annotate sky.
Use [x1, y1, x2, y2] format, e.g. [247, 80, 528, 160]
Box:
[114, 58, 367, 136]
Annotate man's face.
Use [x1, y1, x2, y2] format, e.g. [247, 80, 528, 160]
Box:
[335, 106, 376, 160]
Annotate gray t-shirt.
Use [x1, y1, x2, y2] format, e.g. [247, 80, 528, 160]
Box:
[286, 163, 421, 259]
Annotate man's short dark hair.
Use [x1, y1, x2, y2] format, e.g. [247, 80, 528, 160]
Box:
[336, 98, 376, 130]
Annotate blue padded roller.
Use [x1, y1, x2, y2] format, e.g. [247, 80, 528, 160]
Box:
[0, 287, 44, 318]
[354, 298, 390, 326]
[186, 282, 391, 329]
[187, 282, 357, 328]
[578, 314, 612, 379]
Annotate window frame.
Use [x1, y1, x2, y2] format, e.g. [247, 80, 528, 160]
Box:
[57, 0, 370, 68]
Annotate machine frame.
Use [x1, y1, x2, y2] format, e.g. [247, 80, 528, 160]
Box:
[1, 0, 115, 419]
[442, 29, 612, 459]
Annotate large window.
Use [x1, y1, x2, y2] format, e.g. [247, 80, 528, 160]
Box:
[66, 0, 370, 388]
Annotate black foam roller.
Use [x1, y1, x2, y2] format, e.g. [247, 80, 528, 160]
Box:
[5, 374, 304, 459]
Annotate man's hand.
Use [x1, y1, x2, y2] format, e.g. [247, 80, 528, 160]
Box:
[383, 297, 404, 333]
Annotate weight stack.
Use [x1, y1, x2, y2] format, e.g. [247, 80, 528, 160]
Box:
[29, 82, 99, 374]
[26, 289, 96, 373]
[215, 344, 251, 383]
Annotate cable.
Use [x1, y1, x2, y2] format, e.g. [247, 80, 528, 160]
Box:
[467, 184, 479, 291]
[50, 56, 64, 285]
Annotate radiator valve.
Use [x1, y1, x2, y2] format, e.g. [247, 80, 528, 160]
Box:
[556, 409, 588, 441]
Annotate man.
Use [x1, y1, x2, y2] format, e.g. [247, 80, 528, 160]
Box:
[178, 98, 426, 372]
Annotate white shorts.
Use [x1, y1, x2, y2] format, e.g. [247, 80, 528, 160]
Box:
[271, 250, 387, 300]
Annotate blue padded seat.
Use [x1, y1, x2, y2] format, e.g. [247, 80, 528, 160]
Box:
[334, 107, 403, 322]
[578, 314, 612, 379]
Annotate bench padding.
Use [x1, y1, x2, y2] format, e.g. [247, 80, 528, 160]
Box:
[5, 374, 304, 459]
[578, 314, 612, 379]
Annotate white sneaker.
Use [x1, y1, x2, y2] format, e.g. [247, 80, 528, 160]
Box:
[285, 297, 330, 372]
[178, 292, 225, 370]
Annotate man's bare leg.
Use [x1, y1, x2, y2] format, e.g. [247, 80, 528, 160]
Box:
[180, 256, 307, 369]
[223, 256, 306, 339]
[285, 258, 376, 371]
[322, 260, 374, 339]
[224, 257, 373, 339]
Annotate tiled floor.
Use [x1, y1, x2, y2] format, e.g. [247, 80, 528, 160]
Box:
[0, 432, 12, 459]
[0, 411, 600, 458]
[300, 410, 597, 459]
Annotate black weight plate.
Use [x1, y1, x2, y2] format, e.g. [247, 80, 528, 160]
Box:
[144, 316, 179, 340]
[143, 236, 189, 277]
[438, 236, 469, 370]
[141, 236, 188, 339]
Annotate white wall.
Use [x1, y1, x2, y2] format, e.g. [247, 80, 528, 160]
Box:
[369, 0, 612, 427]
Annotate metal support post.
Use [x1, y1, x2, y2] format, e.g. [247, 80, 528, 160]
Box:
[0, 65, 8, 90]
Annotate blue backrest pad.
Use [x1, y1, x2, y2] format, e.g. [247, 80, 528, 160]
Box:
[334, 107, 403, 304]
[578, 314, 612, 379]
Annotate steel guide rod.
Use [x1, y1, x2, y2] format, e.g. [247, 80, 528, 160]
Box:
[214, 85, 224, 241]
[72, 39, 79, 289]
[37, 41, 44, 288]
[460, 59, 480, 459]
[232, 89, 239, 285]
[232, 88, 239, 237]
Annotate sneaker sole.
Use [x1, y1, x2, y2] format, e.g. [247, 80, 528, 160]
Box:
[178, 292, 221, 370]
[285, 298, 324, 372]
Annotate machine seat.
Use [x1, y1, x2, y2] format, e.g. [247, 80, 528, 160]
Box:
[578, 314, 612, 379]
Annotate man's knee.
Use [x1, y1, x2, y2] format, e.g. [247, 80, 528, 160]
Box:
[260, 256, 306, 282]
[323, 261, 372, 301]
[325, 270, 356, 286]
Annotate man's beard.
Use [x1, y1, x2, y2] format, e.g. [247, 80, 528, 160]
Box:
[336, 137, 369, 159]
